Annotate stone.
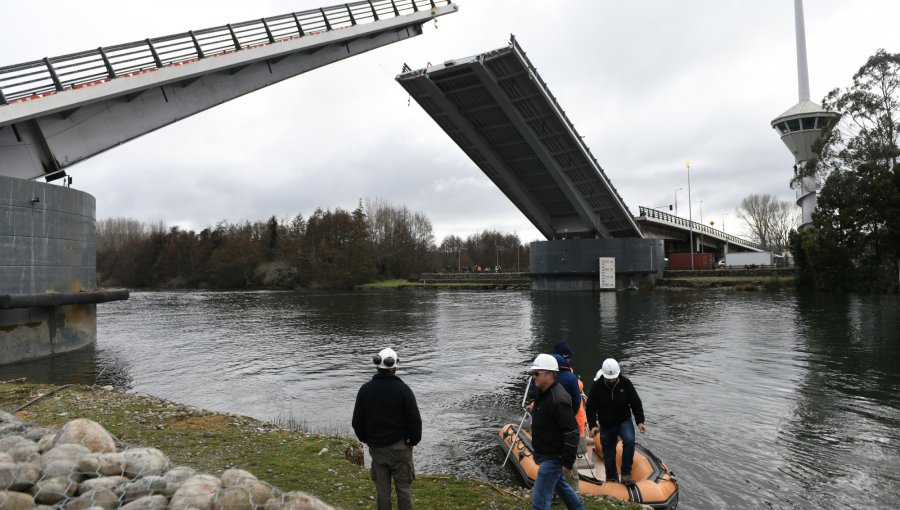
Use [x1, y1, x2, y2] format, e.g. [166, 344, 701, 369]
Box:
[43, 460, 83, 482]
[0, 411, 22, 425]
[121, 476, 166, 503]
[23, 428, 52, 443]
[53, 420, 116, 454]
[120, 494, 168, 510]
[77, 476, 129, 496]
[78, 453, 126, 478]
[220, 469, 256, 488]
[123, 448, 170, 478]
[0, 436, 29, 453]
[0, 453, 11, 463]
[9, 443, 40, 464]
[212, 487, 252, 510]
[42, 444, 90, 469]
[30, 476, 77, 504]
[168, 474, 222, 510]
[0, 423, 26, 436]
[264, 491, 334, 510]
[237, 480, 274, 508]
[0, 462, 42, 491]
[64, 488, 120, 510]
[161, 467, 196, 498]
[36, 433, 56, 453]
[0, 489, 35, 510]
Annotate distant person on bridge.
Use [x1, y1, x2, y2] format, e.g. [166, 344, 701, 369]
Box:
[352, 347, 422, 510]
[585, 358, 646, 485]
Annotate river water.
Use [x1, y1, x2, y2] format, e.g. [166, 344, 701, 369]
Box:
[3, 289, 898, 509]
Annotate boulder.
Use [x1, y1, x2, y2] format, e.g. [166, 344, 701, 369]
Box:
[161, 467, 195, 498]
[238, 480, 274, 508]
[64, 488, 120, 510]
[121, 476, 166, 503]
[0, 436, 29, 453]
[36, 433, 57, 453]
[23, 428, 53, 443]
[43, 460, 84, 482]
[9, 443, 40, 464]
[77, 476, 129, 496]
[264, 491, 334, 510]
[220, 469, 256, 488]
[168, 474, 222, 510]
[0, 462, 42, 491]
[123, 448, 170, 478]
[0, 411, 22, 425]
[31, 476, 77, 504]
[42, 444, 91, 468]
[0, 452, 11, 463]
[53, 420, 116, 454]
[212, 487, 252, 510]
[121, 494, 169, 510]
[0, 489, 35, 510]
[77, 453, 126, 478]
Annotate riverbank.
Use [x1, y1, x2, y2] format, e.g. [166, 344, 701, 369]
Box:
[656, 274, 794, 290]
[0, 382, 639, 510]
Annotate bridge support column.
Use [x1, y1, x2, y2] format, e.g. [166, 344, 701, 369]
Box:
[529, 238, 665, 291]
[0, 175, 126, 365]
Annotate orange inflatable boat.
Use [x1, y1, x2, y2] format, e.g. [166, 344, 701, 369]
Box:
[498, 423, 679, 509]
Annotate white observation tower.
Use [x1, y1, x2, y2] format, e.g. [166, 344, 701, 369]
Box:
[770, 0, 840, 230]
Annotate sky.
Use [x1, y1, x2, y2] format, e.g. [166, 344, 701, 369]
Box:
[2, 1, 899, 243]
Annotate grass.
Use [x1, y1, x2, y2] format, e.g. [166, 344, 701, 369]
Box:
[0, 383, 637, 510]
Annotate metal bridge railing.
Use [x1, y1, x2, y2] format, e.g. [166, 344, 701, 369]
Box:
[0, 0, 449, 106]
[638, 206, 764, 251]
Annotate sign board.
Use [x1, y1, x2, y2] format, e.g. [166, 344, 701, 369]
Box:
[598, 257, 616, 290]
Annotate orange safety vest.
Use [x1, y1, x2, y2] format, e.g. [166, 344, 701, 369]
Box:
[576, 377, 587, 435]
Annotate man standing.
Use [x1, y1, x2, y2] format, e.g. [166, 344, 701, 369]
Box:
[352, 348, 422, 510]
[528, 354, 585, 510]
[585, 358, 646, 485]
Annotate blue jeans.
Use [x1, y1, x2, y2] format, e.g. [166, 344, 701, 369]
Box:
[599, 420, 636, 481]
[531, 454, 585, 510]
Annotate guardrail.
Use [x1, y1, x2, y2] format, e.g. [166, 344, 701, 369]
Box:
[0, 0, 449, 106]
[638, 206, 764, 251]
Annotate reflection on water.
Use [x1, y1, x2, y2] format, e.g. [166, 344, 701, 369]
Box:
[3, 289, 898, 510]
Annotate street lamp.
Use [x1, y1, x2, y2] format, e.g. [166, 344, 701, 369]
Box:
[685, 162, 694, 270]
[495, 247, 503, 272]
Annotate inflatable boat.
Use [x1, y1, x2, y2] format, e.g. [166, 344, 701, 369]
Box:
[498, 423, 678, 509]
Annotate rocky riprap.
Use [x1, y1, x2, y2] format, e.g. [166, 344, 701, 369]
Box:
[0, 410, 333, 510]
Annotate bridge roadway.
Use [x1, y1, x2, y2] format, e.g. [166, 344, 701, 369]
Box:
[397, 36, 642, 241]
[0, 0, 458, 181]
[636, 206, 763, 253]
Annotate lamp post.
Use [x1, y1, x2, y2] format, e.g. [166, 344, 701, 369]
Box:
[686, 162, 694, 270]
[495, 247, 503, 272]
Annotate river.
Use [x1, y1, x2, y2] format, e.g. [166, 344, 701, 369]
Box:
[3, 289, 898, 509]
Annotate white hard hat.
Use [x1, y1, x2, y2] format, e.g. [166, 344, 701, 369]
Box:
[373, 347, 399, 369]
[594, 358, 620, 380]
[530, 353, 559, 372]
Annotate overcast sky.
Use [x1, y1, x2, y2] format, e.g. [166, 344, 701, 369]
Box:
[3, 1, 898, 243]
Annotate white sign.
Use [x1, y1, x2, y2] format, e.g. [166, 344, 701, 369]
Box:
[598, 257, 616, 290]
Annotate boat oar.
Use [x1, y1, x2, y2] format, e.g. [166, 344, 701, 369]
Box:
[502, 375, 533, 468]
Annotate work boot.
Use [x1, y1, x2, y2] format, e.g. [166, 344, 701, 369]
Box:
[621, 474, 636, 485]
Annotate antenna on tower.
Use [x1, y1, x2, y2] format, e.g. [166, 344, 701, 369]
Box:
[794, 0, 811, 102]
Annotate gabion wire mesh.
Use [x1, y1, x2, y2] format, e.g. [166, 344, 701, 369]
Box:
[0, 411, 333, 510]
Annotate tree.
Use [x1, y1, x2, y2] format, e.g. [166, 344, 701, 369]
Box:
[795, 50, 900, 291]
[736, 194, 798, 252]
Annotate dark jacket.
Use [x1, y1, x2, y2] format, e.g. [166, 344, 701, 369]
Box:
[352, 372, 422, 447]
[553, 354, 583, 414]
[531, 380, 580, 469]
[585, 375, 644, 430]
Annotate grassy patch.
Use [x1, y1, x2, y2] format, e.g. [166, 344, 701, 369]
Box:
[0, 383, 635, 510]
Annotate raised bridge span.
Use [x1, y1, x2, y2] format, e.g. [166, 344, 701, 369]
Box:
[0, 0, 457, 365]
[0, 0, 457, 181]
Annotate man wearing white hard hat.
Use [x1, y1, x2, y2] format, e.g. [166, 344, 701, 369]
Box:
[584, 358, 646, 485]
[528, 354, 586, 510]
[352, 348, 422, 510]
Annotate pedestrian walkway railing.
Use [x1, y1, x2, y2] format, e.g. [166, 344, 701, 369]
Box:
[0, 0, 450, 105]
[638, 206, 764, 251]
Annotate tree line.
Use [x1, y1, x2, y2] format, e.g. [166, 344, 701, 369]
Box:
[96, 200, 530, 290]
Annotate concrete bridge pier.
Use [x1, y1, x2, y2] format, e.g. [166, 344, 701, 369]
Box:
[1, 175, 125, 365]
[529, 238, 665, 291]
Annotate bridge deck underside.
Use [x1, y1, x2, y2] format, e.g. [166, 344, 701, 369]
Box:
[398, 41, 641, 240]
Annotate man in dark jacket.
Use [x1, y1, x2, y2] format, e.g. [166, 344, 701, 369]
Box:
[352, 348, 422, 510]
[585, 358, 646, 485]
[528, 354, 585, 510]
